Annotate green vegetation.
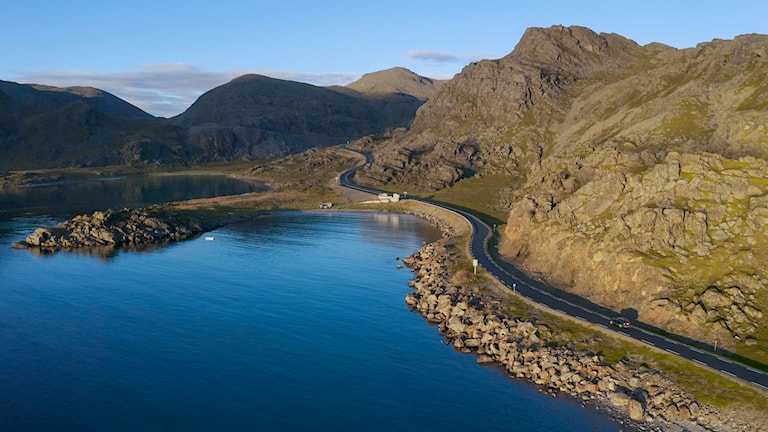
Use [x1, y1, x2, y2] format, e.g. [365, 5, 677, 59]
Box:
[428, 175, 519, 225]
[448, 234, 495, 286]
[737, 68, 768, 111]
[451, 228, 768, 412]
[737, 85, 768, 111]
[659, 99, 714, 140]
[0, 166, 147, 188]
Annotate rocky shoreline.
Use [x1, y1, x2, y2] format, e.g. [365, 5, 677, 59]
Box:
[403, 238, 765, 432]
[10, 202, 766, 430]
[11, 207, 212, 251]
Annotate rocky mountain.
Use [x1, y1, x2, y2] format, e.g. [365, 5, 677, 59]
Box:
[0, 80, 188, 169]
[344, 67, 445, 100]
[169, 73, 426, 160]
[355, 25, 768, 354]
[0, 81, 154, 119]
[0, 69, 435, 170]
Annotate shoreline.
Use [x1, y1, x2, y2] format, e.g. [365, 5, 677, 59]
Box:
[9, 195, 767, 430]
[10, 206, 257, 251]
[401, 205, 764, 432]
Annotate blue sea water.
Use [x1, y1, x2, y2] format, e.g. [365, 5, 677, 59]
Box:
[0, 180, 629, 431]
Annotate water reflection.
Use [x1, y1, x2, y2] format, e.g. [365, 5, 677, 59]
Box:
[17, 236, 197, 261]
[0, 174, 269, 220]
[369, 213, 443, 245]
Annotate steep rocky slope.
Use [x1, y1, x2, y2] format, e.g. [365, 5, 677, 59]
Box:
[356, 26, 768, 354]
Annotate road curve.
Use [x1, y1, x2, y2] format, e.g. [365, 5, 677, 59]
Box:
[337, 146, 768, 392]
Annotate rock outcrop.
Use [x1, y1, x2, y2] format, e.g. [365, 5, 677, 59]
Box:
[502, 151, 768, 348]
[404, 240, 764, 432]
[12, 207, 205, 250]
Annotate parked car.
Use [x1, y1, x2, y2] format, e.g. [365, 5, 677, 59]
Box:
[609, 317, 631, 328]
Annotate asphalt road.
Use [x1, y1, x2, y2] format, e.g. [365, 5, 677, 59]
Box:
[337, 147, 768, 392]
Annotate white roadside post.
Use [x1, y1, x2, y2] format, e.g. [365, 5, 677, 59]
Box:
[473, 259, 478, 275]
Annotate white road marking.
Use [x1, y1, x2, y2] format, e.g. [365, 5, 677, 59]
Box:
[642, 340, 655, 346]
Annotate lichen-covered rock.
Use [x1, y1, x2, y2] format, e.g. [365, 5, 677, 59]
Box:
[501, 151, 768, 348]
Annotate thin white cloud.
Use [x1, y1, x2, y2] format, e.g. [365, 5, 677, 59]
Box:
[406, 50, 500, 66]
[11, 64, 361, 118]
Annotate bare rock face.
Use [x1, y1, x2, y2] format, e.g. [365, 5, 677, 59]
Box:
[502, 151, 768, 345]
[355, 25, 644, 190]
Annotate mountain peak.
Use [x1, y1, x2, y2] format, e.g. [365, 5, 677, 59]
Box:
[346, 67, 444, 100]
[30, 84, 106, 99]
[0, 80, 153, 120]
[508, 25, 640, 76]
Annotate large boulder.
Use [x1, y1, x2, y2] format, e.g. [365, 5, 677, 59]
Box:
[627, 399, 646, 421]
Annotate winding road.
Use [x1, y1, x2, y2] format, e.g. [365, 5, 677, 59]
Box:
[338, 146, 768, 392]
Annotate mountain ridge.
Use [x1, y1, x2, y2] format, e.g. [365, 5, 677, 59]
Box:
[0, 80, 153, 119]
[0, 68, 436, 169]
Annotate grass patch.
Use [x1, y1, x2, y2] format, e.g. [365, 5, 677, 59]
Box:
[445, 225, 768, 413]
[428, 174, 519, 225]
[658, 99, 714, 140]
[636, 346, 767, 409]
[478, 272, 768, 411]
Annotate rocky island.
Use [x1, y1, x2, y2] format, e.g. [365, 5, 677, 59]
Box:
[12, 207, 207, 250]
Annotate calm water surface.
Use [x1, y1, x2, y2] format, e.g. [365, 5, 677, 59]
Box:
[0, 174, 268, 219]
[0, 179, 629, 431]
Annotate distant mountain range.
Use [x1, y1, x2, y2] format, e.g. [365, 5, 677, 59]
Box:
[0, 67, 441, 169]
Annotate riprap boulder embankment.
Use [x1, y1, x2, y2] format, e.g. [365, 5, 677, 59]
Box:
[404, 240, 764, 432]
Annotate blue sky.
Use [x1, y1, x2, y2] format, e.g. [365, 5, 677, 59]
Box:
[3, 1, 766, 117]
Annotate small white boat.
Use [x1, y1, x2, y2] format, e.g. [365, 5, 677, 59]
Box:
[205, 236, 215, 241]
